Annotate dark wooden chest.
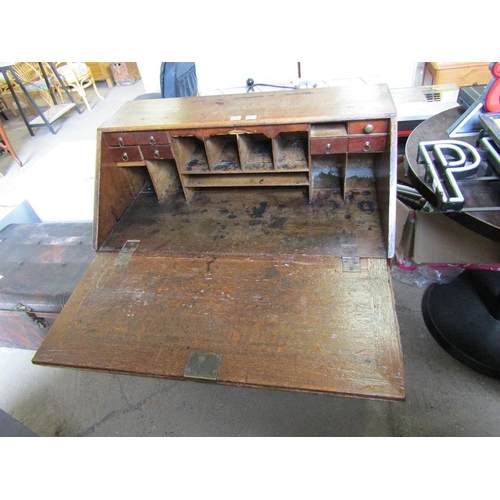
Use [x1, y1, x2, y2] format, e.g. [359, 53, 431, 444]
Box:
[0, 223, 95, 349]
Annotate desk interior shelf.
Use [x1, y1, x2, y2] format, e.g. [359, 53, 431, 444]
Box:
[274, 131, 309, 170]
[205, 134, 240, 172]
[171, 134, 210, 173]
[238, 132, 274, 171]
[183, 172, 310, 188]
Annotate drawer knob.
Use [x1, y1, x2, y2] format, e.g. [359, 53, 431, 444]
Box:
[154, 150, 161, 159]
[364, 124, 374, 134]
[149, 136, 156, 145]
[118, 137, 124, 147]
[122, 152, 129, 161]
[363, 141, 371, 152]
[325, 143, 332, 154]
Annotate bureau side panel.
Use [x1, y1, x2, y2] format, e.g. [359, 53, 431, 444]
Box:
[94, 131, 149, 250]
[373, 117, 398, 258]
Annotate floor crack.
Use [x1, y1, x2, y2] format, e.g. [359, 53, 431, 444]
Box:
[77, 382, 176, 436]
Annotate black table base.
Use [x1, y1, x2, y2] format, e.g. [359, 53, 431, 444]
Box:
[422, 270, 500, 377]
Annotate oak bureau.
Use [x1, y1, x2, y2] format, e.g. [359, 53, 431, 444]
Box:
[33, 84, 405, 401]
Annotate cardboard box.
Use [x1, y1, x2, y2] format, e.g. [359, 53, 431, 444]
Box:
[109, 62, 141, 86]
[395, 199, 500, 267]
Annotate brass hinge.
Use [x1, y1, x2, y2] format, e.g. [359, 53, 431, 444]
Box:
[114, 239, 140, 266]
[184, 352, 222, 381]
[342, 256, 360, 272]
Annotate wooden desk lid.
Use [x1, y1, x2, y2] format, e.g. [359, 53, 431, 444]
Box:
[99, 85, 396, 132]
[32, 252, 404, 401]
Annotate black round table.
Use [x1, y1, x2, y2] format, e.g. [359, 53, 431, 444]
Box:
[405, 107, 500, 377]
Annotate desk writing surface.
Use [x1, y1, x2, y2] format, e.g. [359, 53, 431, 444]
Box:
[32, 253, 404, 400]
[33, 187, 404, 401]
[98, 188, 387, 258]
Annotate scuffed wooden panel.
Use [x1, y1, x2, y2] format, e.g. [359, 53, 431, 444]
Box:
[99, 85, 396, 131]
[33, 253, 404, 401]
[94, 133, 149, 250]
[99, 186, 387, 259]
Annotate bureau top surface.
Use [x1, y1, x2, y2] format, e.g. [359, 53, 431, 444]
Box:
[99, 84, 396, 132]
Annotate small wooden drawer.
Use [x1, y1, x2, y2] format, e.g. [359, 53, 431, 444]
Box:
[349, 135, 387, 153]
[310, 137, 348, 155]
[108, 146, 143, 163]
[141, 145, 174, 160]
[135, 130, 170, 146]
[104, 132, 137, 148]
[348, 120, 389, 135]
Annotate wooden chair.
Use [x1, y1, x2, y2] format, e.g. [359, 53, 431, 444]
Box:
[54, 62, 104, 111]
[8, 63, 57, 114]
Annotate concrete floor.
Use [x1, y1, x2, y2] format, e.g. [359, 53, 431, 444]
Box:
[1, 79, 500, 437]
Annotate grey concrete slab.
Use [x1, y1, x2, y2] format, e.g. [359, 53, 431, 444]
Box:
[1, 278, 499, 437]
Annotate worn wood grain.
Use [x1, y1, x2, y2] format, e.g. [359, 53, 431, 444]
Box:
[100, 86, 396, 132]
[32, 253, 404, 400]
[98, 187, 387, 259]
[94, 133, 148, 249]
[0, 223, 95, 349]
[145, 160, 180, 203]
